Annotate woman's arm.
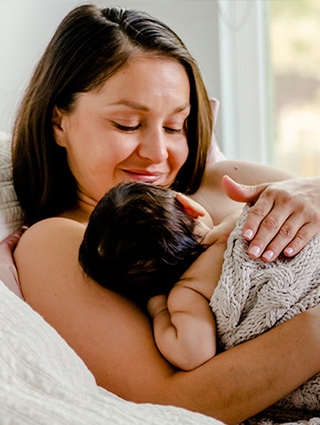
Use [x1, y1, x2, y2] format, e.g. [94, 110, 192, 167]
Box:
[14, 217, 320, 424]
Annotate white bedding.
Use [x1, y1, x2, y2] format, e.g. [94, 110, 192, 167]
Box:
[0, 278, 223, 425]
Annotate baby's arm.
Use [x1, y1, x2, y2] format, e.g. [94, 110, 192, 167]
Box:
[147, 287, 216, 371]
[147, 234, 229, 371]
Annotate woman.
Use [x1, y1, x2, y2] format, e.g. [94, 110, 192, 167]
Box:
[11, 5, 320, 424]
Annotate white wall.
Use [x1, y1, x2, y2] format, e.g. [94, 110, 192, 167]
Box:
[0, 0, 222, 139]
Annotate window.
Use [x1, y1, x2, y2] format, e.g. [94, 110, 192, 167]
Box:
[270, 0, 320, 177]
[216, 0, 271, 164]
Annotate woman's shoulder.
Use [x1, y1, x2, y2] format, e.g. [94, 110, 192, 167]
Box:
[204, 158, 294, 187]
[192, 160, 294, 222]
[22, 216, 84, 235]
[191, 161, 246, 224]
[16, 217, 84, 256]
[14, 217, 85, 297]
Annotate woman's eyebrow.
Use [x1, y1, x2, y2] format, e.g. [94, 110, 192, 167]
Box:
[108, 100, 191, 114]
[174, 104, 191, 114]
[109, 100, 149, 111]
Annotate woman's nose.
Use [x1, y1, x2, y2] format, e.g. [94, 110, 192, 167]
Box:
[137, 129, 169, 164]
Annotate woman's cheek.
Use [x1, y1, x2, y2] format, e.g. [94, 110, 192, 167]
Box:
[175, 137, 189, 167]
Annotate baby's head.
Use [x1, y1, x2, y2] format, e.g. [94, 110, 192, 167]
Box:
[79, 182, 212, 307]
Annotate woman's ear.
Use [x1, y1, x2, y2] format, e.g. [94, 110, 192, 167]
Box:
[175, 193, 205, 219]
[52, 106, 66, 147]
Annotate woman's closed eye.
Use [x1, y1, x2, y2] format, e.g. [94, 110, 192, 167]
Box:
[111, 121, 185, 134]
[113, 122, 141, 132]
[164, 118, 187, 135]
[164, 127, 184, 134]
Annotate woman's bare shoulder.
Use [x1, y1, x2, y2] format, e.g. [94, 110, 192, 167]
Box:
[14, 217, 85, 290]
[14, 216, 87, 317]
[17, 216, 85, 247]
[204, 159, 294, 187]
[191, 160, 294, 224]
[191, 161, 244, 223]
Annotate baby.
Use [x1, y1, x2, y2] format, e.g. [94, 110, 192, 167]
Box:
[79, 182, 320, 420]
[79, 182, 236, 370]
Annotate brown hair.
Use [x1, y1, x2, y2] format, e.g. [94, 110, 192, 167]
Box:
[12, 4, 213, 225]
[79, 182, 204, 308]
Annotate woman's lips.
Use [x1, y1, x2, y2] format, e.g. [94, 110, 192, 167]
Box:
[123, 170, 165, 183]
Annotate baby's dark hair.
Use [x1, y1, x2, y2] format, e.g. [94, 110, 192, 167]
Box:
[79, 182, 204, 307]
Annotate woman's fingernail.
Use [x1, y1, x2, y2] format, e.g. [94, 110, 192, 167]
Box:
[284, 247, 294, 256]
[263, 250, 274, 262]
[249, 245, 261, 257]
[243, 229, 254, 240]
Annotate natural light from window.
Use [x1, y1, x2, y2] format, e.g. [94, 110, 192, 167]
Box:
[270, 0, 320, 177]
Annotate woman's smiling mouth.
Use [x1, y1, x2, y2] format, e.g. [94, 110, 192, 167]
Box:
[123, 169, 167, 184]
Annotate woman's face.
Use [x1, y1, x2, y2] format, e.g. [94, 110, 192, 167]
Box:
[53, 55, 190, 213]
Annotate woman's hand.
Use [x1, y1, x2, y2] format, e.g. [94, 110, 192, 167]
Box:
[221, 175, 320, 262]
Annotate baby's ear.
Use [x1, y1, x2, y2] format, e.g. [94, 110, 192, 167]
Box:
[175, 193, 205, 219]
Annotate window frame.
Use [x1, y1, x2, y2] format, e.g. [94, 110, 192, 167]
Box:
[217, 0, 273, 164]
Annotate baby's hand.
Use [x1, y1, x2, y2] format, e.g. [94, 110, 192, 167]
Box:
[202, 212, 239, 247]
[147, 295, 168, 319]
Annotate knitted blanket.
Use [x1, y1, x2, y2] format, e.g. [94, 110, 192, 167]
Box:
[210, 205, 320, 425]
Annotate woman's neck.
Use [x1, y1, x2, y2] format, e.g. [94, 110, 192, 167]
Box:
[59, 197, 96, 224]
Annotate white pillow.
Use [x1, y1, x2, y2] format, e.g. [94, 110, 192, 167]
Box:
[0, 132, 23, 242]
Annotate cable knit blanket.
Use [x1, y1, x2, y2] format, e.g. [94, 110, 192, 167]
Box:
[210, 205, 320, 425]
